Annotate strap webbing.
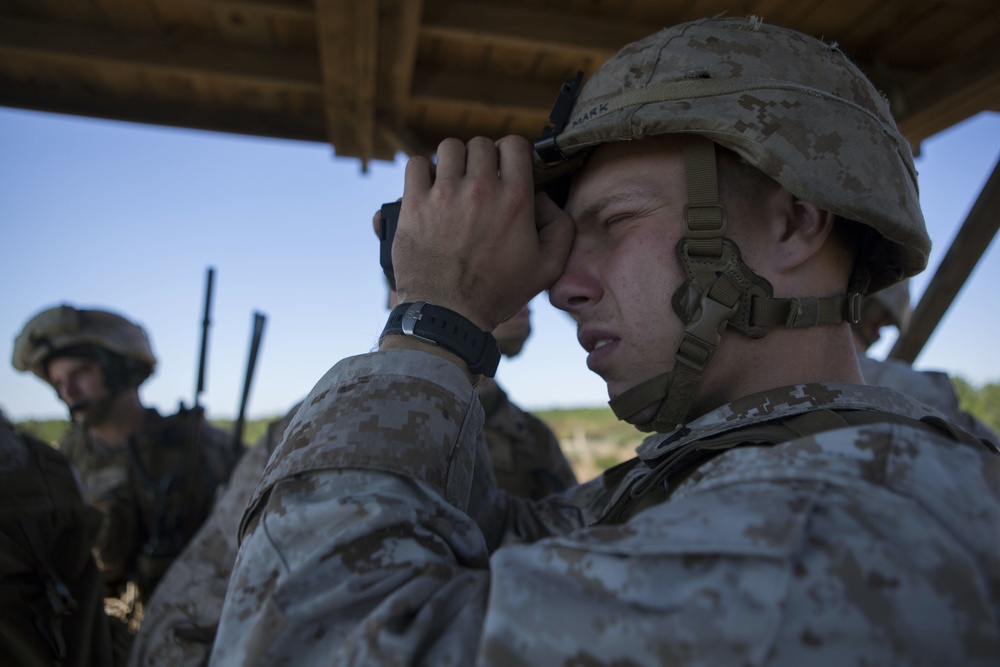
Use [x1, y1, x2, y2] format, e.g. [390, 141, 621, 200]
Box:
[608, 371, 673, 423]
[595, 407, 995, 525]
[752, 293, 862, 328]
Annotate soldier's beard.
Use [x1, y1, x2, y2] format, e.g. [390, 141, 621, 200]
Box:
[68, 400, 91, 421]
[69, 394, 116, 429]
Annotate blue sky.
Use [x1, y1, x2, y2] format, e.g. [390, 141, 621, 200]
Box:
[1, 107, 998, 422]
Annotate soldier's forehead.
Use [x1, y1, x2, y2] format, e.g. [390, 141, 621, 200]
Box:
[47, 355, 99, 374]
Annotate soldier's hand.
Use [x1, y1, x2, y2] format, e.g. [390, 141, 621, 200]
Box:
[392, 135, 574, 331]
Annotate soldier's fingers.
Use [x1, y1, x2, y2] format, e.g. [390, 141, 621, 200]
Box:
[404, 155, 435, 198]
[434, 138, 468, 182]
[465, 136, 499, 182]
[534, 192, 576, 287]
[496, 136, 533, 195]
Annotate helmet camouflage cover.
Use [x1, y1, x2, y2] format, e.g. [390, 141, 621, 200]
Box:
[12, 304, 157, 384]
[533, 15, 930, 294]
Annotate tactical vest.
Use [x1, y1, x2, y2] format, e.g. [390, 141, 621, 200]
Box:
[0, 430, 112, 667]
[595, 408, 997, 526]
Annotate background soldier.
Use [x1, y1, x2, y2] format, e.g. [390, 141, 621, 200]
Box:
[0, 407, 113, 667]
[854, 280, 997, 442]
[851, 279, 912, 353]
[11, 304, 241, 651]
[213, 16, 999, 665]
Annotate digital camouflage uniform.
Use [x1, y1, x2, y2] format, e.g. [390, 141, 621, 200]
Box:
[59, 408, 238, 619]
[0, 412, 113, 667]
[130, 386, 573, 666]
[212, 350, 999, 665]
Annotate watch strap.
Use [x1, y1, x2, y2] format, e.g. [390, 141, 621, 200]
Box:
[381, 302, 501, 377]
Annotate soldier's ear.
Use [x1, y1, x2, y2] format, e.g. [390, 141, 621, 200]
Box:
[766, 189, 837, 276]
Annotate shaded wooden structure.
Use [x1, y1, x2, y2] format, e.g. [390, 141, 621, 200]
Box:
[1, 0, 997, 357]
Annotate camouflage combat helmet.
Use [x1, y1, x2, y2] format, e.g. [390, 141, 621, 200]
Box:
[12, 304, 157, 385]
[532, 16, 931, 432]
[534, 15, 929, 291]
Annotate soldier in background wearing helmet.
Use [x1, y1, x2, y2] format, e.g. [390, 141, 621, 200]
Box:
[0, 406, 113, 666]
[213, 17, 999, 665]
[11, 304, 240, 657]
[854, 280, 997, 442]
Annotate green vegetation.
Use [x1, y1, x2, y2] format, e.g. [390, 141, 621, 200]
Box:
[951, 377, 1000, 434]
[15, 419, 72, 445]
[211, 418, 285, 448]
[534, 407, 647, 478]
[534, 407, 645, 449]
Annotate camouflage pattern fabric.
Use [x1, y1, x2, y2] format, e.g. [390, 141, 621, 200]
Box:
[59, 407, 239, 639]
[479, 382, 576, 500]
[127, 405, 299, 667]
[859, 354, 998, 444]
[211, 349, 1000, 665]
[0, 416, 113, 667]
[130, 384, 573, 666]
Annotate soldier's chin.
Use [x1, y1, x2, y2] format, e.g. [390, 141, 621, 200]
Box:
[69, 402, 92, 422]
[613, 401, 659, 427]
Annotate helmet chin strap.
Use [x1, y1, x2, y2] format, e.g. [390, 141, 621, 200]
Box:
[609, 135, 862, 433]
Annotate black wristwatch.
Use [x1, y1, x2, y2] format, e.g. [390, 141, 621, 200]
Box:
[381, 302, 501, 378]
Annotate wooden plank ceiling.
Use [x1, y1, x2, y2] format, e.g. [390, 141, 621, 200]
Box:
[1, 0, 997, 169]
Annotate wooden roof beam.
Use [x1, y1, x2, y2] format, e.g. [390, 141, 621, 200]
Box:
[410, 69, 556, 119]
[377, 121, 433, 159]
[0, 76, 326, 142]
[420, 0, 652, 61]
[373, 0, 423, 160]
[0, 16, 320, 92]
[157, 0, 316, 20]
[893, 52, 1000, 146]
[314, 0, 378, 169]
